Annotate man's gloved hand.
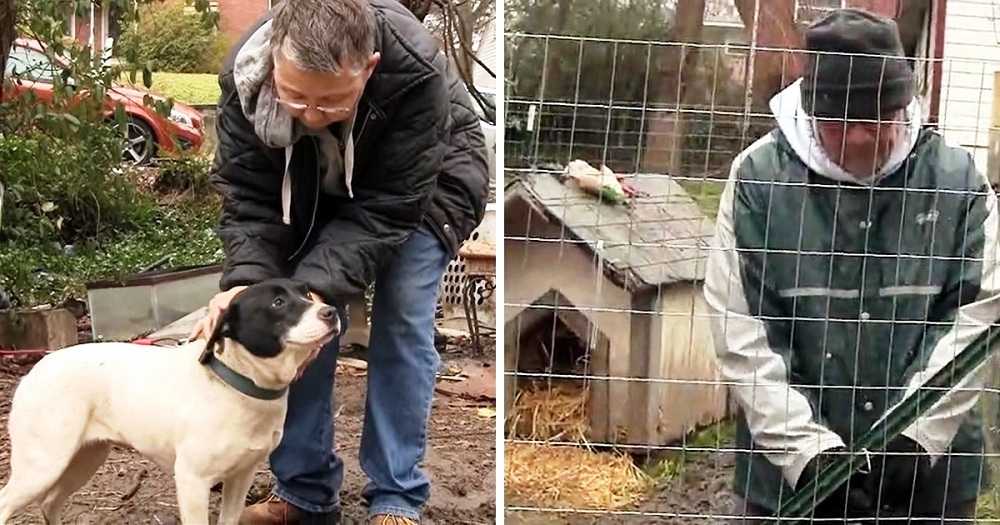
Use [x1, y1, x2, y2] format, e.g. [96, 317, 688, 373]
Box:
[864, 436, 930, 511]
[795, 447, 874, 518]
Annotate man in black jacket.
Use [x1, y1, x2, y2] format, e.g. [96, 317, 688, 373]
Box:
[191, 0, 489, 522]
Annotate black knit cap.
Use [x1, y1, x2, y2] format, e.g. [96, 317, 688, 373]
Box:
[800, 8, 914, 120]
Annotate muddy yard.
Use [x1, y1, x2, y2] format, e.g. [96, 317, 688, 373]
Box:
[0, 343, 496, 524]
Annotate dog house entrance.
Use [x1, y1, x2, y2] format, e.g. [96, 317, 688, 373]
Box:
[508, 291, 610, 442]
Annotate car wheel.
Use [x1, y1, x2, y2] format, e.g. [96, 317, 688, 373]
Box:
[121, 117, 156, 166]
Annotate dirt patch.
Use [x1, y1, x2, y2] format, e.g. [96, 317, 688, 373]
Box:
[0, 342, 496, 524]
[624, 451, 736, 523]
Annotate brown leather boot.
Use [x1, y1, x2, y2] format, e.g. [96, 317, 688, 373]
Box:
[239, 493, 306, 525]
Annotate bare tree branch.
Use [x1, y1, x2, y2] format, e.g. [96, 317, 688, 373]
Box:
[398, 0, 433, 22]
[420, 0, 495, 122]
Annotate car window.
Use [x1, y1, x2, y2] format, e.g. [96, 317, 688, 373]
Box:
[6, 46, 57, 83]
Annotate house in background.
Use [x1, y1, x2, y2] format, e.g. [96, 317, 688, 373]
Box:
[473, 18, 496, 90]
[635, 0, 949, 176]
[215, 0, 274, 43]
[695, 0, 998, 182]
[62, 0, 498, 93]
[504, 172, 726, 446]
[703, 0, 748, 85]
[62, 0, 270, 57]
[937, 0, 1000, 181]
[64, 0, 123, 56]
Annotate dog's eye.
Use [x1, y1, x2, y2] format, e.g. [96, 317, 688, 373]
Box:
[272, 297, 285, 309]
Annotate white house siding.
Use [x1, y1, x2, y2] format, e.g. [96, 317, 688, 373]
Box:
[940, 0, 1000, 179]
[473, 18, 496, 90]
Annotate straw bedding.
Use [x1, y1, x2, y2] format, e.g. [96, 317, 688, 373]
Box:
[506, 382, 651, 509]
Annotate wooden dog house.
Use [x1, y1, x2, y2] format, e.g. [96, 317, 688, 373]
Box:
[504, 172, 727, 446]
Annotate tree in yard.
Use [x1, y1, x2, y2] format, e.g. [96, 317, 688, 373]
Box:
[640, 0, 706, 173]
[731, 0, 805, 109]
[420, 0, 496, 122]
[427, 0, 494, 81]
[730, 0, 901, 109]
[399, 0, 434, 22]
[0, 0, 14, 99]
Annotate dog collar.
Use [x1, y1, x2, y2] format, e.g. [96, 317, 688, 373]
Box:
[203, 353, 288, 400]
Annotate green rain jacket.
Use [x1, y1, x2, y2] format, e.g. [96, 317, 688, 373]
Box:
[704, 79, 1000, 512]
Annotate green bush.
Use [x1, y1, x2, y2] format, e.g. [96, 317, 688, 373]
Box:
[0, 197, 222, 308]
[120, 0, 228, 74]
[154, 153, 213, 194]
[0, 125, 156, 245]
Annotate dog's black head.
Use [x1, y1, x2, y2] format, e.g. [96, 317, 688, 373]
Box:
[201, 279, 343, 361]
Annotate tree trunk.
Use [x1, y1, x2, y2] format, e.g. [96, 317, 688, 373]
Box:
[0, 0, 15, 99]
[734, 0, 803, 109]
[454, 0, 475, 80]
[640, 0, 706, 174]
[730, 0, 899, 109]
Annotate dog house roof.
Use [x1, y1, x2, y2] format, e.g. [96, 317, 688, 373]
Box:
[506, 171, 714, 291]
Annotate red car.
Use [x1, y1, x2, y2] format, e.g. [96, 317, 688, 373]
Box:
[3, 39, 205, 165]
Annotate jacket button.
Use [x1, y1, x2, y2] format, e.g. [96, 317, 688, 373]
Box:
[443, 224, 451, 232]
[859, 220, 872, 229]
[825, 352, 833, 359]
[860, 312, 870, 321]
[863, 401, 874, 411]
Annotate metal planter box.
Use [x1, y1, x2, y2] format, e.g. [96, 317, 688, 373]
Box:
[86, 264, 222, 342]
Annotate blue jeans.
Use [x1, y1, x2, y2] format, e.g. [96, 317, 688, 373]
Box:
[270, 225, 449, 520]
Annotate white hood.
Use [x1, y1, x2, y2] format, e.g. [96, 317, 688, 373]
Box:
[768, 78, 922, 185]
[232, 21, 356, 225]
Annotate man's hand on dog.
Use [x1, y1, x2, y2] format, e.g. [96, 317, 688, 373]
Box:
[189, 285, 248, 341]
[189, 285, 332, 378]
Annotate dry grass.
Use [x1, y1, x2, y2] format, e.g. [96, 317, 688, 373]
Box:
[505, 383, 652, 510]
[507, 383, 588, 441]
[505, 443, 652, 510]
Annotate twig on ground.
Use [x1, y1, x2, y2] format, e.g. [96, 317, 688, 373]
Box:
[121, 468, 148, 501]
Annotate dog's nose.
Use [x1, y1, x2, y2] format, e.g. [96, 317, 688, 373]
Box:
[318, 306, 336, 322]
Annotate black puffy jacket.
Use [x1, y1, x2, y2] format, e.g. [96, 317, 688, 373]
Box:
[209, 0, 489, 300]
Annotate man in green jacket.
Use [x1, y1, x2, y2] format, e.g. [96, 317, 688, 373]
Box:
[705, 8, 1000, 522]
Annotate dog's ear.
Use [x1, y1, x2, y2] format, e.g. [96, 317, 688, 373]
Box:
[198, 303, 238, 364]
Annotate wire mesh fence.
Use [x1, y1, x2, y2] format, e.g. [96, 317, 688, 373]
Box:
[503, 0, 1000, 522]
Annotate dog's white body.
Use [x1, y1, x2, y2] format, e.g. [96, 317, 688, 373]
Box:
[0, 284, 336, 525]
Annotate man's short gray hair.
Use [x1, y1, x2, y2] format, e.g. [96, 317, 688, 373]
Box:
[271, 0, 376, 74]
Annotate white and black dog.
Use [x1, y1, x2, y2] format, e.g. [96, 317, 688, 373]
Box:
[0, 279, 341, 524]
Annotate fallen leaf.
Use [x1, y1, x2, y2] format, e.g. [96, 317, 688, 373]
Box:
[477, 407, 496, 418]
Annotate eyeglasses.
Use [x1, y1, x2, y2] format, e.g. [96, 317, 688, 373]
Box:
[276, 98, 352, 116]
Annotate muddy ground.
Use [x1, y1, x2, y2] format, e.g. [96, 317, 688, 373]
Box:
[0, 340, 496, 524]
